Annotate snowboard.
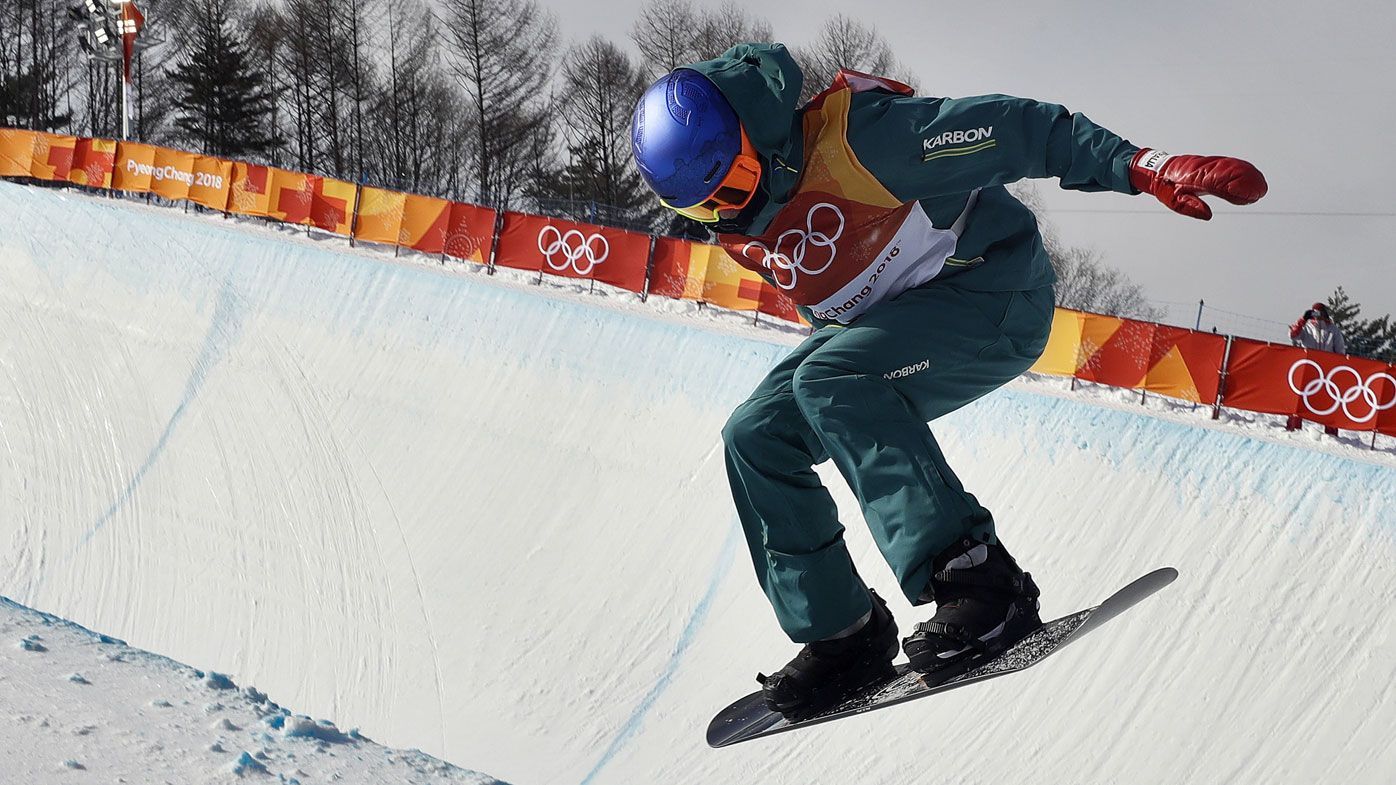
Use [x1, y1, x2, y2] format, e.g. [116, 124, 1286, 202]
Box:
[707, 567, 1177, 748]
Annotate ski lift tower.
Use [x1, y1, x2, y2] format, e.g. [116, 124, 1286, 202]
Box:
[69, 0, 162, 140]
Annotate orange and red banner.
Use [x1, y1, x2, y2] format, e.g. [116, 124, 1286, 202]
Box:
[1030, 308, 1084, 377]
[150, 146, 196, 201]
[354, 187, 457, 254]
[111, 141, 158, 192]
[1030, 308, 1226, 404]
[228, 161, 271, 217]
[495, 212, 649, 292]
[444, 202, 495, 263]
[0, 129, 37, 177]
[1142, 324, 1226, 404]
[28, 133, 76, 181]
[648, 239, 805, 324]
[1224, 339, 1396, 434]
[68, 138, 117, 188]
[268, 168, 314, 225]
[312, 177, 357, 235]
[1073, 316, 1154, 389]
[188, 156, 232, 211]
[401, 194, 451, 254]
[354, 186, 407, 246]
[649, 237, 710, 300]
[703, 247, 766, 312]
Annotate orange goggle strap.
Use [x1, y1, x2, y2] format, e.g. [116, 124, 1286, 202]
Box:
[660, 129, 761, 224]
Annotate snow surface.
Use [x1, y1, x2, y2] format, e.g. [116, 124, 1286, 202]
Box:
[2, 180, 1395, 784]
[0, 595, 506, 783]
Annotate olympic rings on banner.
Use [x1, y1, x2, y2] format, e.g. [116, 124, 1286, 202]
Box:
[538, 226, 609, 276]
[1287, 359, 1396, 423]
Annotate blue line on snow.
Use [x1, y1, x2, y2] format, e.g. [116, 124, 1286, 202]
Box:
[75, 281, 245, 552]
[577, 523, 740, 785]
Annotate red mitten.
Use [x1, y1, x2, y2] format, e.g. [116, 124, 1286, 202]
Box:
[1129, 149, 1268, 220]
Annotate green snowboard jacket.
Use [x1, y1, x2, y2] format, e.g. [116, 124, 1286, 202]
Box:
[685, 43, 1142, 324]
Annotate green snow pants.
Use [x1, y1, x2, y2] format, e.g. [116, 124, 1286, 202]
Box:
[722, 283, 1054, 642]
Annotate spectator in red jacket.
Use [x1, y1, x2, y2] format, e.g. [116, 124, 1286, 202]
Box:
[1287, 302, 1346, 435]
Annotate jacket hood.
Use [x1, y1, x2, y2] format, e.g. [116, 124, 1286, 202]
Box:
[683, 43, 805, 231]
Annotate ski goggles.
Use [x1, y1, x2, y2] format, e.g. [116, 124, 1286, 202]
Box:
[660, 128, 761, 224]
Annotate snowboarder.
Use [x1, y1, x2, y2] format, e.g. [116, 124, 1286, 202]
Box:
[629, 43, 1268, 717]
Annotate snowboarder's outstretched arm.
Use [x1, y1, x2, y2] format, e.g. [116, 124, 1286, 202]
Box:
[847, 93, 1267, 218]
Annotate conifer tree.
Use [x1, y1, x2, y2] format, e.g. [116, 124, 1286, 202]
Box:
[168, 0, 278, 158]
[1327, 287, 1396, 362]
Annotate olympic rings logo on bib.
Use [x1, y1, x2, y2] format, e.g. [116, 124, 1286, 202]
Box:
[538, 226, 609, 276]
[741, 203, 844, 291]
[1287, 359, 1396, 423]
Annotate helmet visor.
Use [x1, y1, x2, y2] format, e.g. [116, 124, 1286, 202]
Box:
[661, 129, 761, 224]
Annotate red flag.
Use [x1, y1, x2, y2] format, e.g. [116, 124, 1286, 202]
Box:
[119, 2, 145, 73]
[119, 1, 145, 39]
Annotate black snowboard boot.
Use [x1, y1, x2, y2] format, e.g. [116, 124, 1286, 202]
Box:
[758, 590, 899, 720]
[902, 538, 1042, 674]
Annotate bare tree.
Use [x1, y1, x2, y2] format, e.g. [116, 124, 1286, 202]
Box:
[245, 3, 287, 165]
[0, 0, 75, 131]
[256, 0, 374, 178]
[794, 14, 916, 103]
[438, 0, 558, 209]
[631, 0, 773, 79]
[630, 0, 695, 76]
[368, 0, 472, 195]
[693, 2, 772, 62]
[1013, 184, 1160, 320]
[554, 36, 648, 214]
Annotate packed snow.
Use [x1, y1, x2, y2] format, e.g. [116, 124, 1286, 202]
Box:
[0, 595, 505, 783]
[2, 180, 1394, 784]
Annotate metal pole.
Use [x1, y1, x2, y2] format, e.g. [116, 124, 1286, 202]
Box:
[485, 209, 503, 275]
[640, 235, 657, 303]
[1212, 335, 1234, 420]
[1195, 299, 1204, 332]
[121, 59, 131, 140]
[348, 182, 362, 248]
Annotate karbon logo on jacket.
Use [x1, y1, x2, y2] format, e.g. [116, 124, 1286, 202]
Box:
[922, 127, 996, 161]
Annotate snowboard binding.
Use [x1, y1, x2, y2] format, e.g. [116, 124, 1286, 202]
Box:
[757, 590, 899, 720]
[903, 539, 1043, 675]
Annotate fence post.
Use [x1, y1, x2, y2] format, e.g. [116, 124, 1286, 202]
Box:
[1212, 335, 1235, 420]
[348, 182, 363, 249]
[640, 235, 657, 303]
[486, 209, 503, 276]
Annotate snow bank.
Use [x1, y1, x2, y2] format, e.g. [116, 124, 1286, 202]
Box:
[2, 181, 1394, 785]
[0, 596, 505, 783]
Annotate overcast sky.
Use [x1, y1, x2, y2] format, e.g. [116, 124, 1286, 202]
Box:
[548, 0, 1395, 340]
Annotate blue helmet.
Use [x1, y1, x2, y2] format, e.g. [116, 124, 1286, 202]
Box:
[631, 69, 744, 208]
